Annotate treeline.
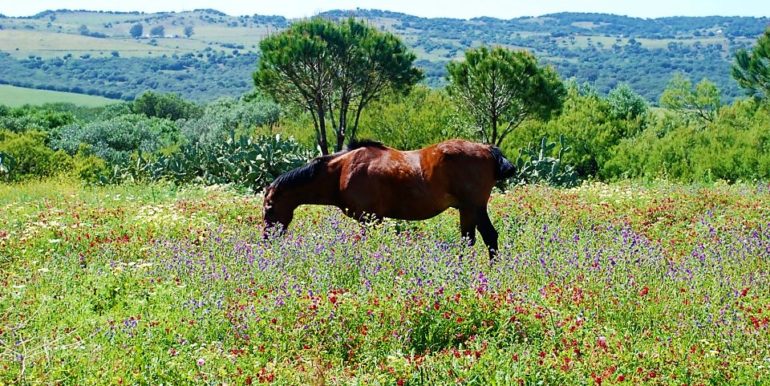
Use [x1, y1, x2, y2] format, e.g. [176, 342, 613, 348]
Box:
[1, 82, 769, 188]
[0, 52, 256, 101]
[1, 80, 767, 188]
[0, 40, 748, 103]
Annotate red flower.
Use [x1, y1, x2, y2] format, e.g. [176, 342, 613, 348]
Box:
[639, 286, 649, 296]
[741, 287, 750, 297]
[597, 336, 608, 351]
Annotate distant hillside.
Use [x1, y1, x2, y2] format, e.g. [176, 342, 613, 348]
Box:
[0, 8, 766, 102]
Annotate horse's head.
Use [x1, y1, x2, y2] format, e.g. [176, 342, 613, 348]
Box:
[262, 186, 293, 238]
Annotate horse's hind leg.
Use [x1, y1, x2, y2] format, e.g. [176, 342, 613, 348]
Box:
[459, 208, 477, 246]
[476, 207, 499, 261]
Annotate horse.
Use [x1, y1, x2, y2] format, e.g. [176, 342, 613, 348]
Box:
[262, 139, 517, 261]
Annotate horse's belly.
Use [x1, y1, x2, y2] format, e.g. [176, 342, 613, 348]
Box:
[382, 193, 455, 220]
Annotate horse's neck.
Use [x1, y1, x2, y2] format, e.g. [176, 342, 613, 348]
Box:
[279, 176, 338, 207]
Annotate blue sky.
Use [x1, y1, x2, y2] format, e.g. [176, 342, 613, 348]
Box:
[2, 0, 769, 19]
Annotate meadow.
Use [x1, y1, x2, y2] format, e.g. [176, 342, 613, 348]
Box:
[1, 179, 769, 384]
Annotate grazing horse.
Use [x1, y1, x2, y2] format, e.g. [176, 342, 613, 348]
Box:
[262, 139, 517, 260]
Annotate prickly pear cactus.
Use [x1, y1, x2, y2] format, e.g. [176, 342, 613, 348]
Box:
[512, 135, 579, 188]
[105, 134, 314, 191]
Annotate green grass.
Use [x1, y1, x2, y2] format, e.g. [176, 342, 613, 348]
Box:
[0, 85, 118, 107]
[1, 179, 769, 384]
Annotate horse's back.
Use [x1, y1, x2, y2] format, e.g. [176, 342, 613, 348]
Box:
[331, 140, 497, 220]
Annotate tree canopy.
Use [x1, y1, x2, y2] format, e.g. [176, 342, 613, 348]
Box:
[446, 46, 565, 146]
[733, 27, 770, 102]
[660, 73, 721, 123]
[254, 17, 422, 155]
[129, 23, 143, 38]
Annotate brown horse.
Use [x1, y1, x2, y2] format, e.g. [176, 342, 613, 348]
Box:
[262, 139, 517, 260]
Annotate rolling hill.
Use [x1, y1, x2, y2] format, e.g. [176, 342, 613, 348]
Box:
[0, 9, 766, 103]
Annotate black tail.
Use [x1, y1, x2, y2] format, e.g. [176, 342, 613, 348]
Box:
[489, 146, 516, 180]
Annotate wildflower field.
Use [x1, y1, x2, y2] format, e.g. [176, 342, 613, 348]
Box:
[1, 180, 769, 385]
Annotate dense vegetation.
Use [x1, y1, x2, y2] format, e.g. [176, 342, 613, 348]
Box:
[2, 73, 769, 187]
[0, 9, 766, 102]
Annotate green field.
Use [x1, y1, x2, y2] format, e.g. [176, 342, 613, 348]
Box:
[0, 85, 118, 107]
[1, 180, 769, 383]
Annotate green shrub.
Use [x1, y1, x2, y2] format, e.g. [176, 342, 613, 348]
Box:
[604, 100, 770, 182]
[502, 83, 647, 179]
[72, 145, 111, 184]
[0, 130, 73, 181]
[180, 97, 280, 147]
[606, 83, 648, 121]
[0, 105, 76, 133]
[54, 114, 178, 165]
[132, 91, 203, 121]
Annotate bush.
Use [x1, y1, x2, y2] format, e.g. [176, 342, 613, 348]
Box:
[606, 83, 648, 121]
[53, 114, 178, 165]
[0, 130, 73, 181]
[502, 83, 646, 179]
[72, 144, 111, 184]
[180, 97, 280, 147]
[604, 99, 770, 182]
[132, 92, 202, 121]
[0, 105, 76, 133]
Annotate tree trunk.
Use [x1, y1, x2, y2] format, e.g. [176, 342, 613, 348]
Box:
[315, 98, 329, 155]
[336, 100, 348, 152]
[351, 102, 366, 143]
[490, 107, 499, 146]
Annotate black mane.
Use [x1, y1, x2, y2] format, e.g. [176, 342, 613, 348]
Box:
[346, 139, 387, 151]
[269, 140, 388, 190]
[270, 156, 330, 190]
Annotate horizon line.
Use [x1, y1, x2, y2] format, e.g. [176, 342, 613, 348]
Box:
[2, 7, 768, 21]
